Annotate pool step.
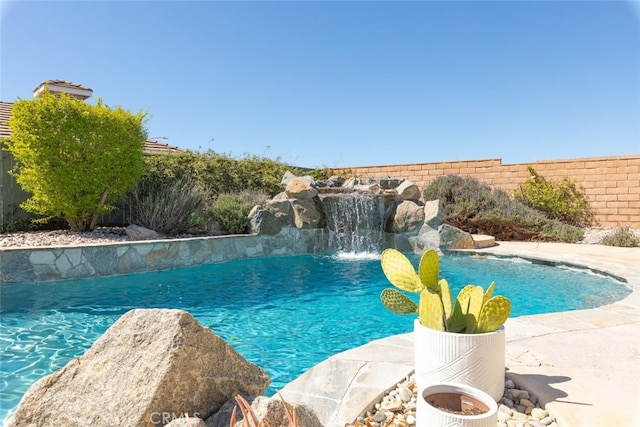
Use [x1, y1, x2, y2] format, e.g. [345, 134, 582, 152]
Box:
[472, 234, 496, 249]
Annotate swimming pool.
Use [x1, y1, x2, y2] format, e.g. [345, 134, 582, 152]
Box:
[0, 251, 631, 421]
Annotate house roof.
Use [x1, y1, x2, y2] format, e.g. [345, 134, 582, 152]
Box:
[0, 100, 186, 154]
[0, 101, 12, 140]
[33, 80, 94, 100]
[143, 139, 188, 154]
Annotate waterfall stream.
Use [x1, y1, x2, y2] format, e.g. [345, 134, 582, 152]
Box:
[322, 193, 388, 255]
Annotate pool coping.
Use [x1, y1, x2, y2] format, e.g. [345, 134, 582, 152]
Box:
[279, 242, 640, 426]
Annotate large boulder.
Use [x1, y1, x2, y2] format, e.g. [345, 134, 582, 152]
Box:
[396, 180, 421, 202]
[264, 198, 294, 227]
[409, 224, 441, 252]
[285, 178, 318, 200]
[7, 309, 271, 427]
[439, 224, 474, 249]
[391, 200, 425, 233]
[423, 199, 446, 229]
[248, 206, 282, 235]
[290, 199, 326, 229]
[280, 171, 297, 188]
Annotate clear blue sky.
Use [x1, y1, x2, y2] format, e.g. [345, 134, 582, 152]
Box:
[2, 1, 639, 169]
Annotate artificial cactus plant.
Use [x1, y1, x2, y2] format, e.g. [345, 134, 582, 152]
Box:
[380, 248, 511, 333]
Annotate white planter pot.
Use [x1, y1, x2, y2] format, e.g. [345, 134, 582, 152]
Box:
[414, 318, 505, 401]
[417, 382, 498, 427]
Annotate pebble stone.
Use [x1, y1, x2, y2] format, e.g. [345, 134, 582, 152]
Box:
[345, 373, 560, 427]
[0, 226, 205, 248]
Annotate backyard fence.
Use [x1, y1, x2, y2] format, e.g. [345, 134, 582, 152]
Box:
[334, 154, 640, 228]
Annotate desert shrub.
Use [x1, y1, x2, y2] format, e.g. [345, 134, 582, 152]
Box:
[118, 151, 329, 234]
[601, 227, 639, 247]
[423, 175, 584, 242]
[129, 176, 208, 235]
[514, 167, 594, 227]
[210, 191, 269, 235]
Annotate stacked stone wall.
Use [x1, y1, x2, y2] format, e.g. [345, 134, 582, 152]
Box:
[335, 155, 640, 227]
[0, 228, 331, 283]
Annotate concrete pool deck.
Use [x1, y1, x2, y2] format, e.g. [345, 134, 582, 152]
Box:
[280, 242, 640, 427]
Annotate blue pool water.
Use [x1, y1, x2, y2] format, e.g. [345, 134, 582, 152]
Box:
[0, 252, 631, 421]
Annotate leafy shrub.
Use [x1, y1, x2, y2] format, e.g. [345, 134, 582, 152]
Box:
[601, 227, 639, 247]
[118, 152, 330, 234]
[514, 167, 594, 227]
[423, 175, 584, 242]
[140, 151, 330, 198]
[5, 91, 146, 231]
[210, 191, 269, 235]
[128, 176, 208, 235]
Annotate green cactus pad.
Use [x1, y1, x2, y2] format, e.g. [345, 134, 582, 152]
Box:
[380, 288, 418, 314]
[380, 248, 423, 293]
[455, 285, 476, 314]
[467, 285, 484, 319]
[476, 296, 511, 333]
[438, 278, 453, 321]
[418, 249, 440, 291]
[483, 281, 496, 304]
[447, 301, 467, 333]
[419, 288, 445, 331]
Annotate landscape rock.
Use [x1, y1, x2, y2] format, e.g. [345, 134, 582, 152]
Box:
[207, 221, 227, 236]
[353, 183, 381, 194]
[438, 223, 475, 249]
[280, 171, 297, 188]
[378, 178, 403, 190]
[396, 180, 421, 202]
[316, 175, 345, 188]
[126, 224, 161, 240]
[7, 309, 271, 427]
[423, 199, 446, 229]
[341, 177, 359, 189]
[204, 398, 241, 427]
[391, 200, 425, 233]
[290, 199, 326, 229]
[264, 199, 294, 227]
[248, 206, 282, 235]
[206, 395, 322, 427]
[242, 395, 322, 427]
[285, 178, 318, 200]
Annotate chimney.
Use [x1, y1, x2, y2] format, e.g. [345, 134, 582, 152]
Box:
[33, 80, 93, 101]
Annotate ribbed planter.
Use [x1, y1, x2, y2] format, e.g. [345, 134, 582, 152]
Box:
[413, 319, 505, 401]
[417, 383, 498, 427]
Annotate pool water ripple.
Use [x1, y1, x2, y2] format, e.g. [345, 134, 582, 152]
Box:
[0, 252, 631, 422]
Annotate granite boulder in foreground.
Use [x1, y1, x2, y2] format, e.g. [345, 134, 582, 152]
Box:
[7, 308, 271, 427]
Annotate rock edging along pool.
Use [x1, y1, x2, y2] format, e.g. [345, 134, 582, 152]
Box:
[0, 228, 332, 283]
[0, 251, 631, 422]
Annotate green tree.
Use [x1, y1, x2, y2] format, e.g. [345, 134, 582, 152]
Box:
[3, 91, 147, 231]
